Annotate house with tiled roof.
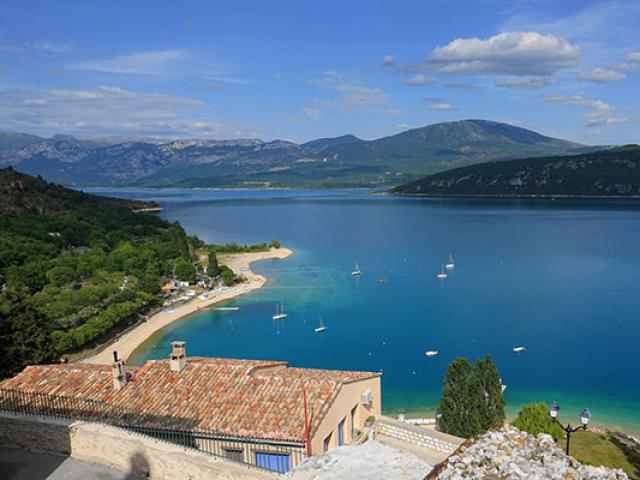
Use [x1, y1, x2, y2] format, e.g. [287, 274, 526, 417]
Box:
[1, 341, 381, 474]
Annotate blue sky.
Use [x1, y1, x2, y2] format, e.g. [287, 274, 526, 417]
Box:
[0, 0, 638, 144]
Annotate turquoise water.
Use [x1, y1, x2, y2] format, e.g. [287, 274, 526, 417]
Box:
[90, 188, 640, 433]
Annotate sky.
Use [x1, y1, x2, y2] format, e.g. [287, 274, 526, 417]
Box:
[0, 0, 638, 145]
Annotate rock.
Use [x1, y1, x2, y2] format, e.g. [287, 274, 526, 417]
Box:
[431, 427, 630, 480]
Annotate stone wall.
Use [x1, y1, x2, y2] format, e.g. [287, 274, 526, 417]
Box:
[70, 421, 275, 480]
[375, 415, 463, 455]
[0, 412, 71, 454]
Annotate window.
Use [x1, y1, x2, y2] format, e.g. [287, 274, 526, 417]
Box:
[224, 448, 244, 463]
[338, 417, 346, 446]
[255, 452, 291, 474]
[323, 433, 332, 452]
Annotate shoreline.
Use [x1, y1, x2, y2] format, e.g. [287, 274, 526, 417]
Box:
[80, 247, 292, 365]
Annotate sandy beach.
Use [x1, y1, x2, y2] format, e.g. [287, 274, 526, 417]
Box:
[81, 247, 292, 365]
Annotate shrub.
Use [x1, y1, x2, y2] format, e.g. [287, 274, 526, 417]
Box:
[512, 402, 565, 441]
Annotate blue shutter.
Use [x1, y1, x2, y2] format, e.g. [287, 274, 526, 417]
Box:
[255, 452, 291, 474]
[338, 418, 345, 446]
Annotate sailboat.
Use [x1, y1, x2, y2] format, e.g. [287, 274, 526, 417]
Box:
[272, 302, 288, 320]
[445, 254, 455, 270]
[351, 262, 362, 277]
[436, 264, 448, 279]
[314, 316, 327, 333]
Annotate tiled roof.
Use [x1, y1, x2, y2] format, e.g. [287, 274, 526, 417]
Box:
[1, 357, 379, 442]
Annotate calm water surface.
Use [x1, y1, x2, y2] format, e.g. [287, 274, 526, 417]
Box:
[89, 188, 640, 433]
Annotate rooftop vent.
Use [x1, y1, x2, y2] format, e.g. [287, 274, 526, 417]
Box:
[112, 351, 127, 391]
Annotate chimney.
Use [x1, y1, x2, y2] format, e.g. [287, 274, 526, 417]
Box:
[170, 341, 187, 372]
[112, 351, 127, 391]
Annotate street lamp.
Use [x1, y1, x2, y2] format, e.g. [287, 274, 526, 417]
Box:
[549, 401, 591, 455]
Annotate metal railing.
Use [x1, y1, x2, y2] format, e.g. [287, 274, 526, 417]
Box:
[0, 387, 306, 474]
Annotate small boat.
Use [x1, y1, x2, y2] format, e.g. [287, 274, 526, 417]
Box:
[445, 254, 455, 270]
[513, 346, 526, 353]
[436, 264, 448, 279]
[272, 302, 288, 320]
[314, 316, 327, 333]
[214, 306, 240, 311]
[425, 350, 439, 357]
[352, 262, 362, 277]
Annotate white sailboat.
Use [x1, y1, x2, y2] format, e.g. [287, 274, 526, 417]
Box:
[425, 350, 439, 357]
[436, 264, 448, 279]
[314, 316, 327, 333]
[445, 254, 455, 270]
[272, 302, 288, 320]
[351, 262, 362, 277]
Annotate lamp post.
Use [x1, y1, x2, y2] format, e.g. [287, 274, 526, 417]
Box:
[549, 401, 592, 455]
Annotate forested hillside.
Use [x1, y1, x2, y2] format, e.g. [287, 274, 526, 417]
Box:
[0, 168, 202, 377]
[392, 146, 640, 197]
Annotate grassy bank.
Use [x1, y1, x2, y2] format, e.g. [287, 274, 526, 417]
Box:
[557, 430, 640, 479]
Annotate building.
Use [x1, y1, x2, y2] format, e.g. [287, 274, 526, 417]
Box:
[0, 342, 381, 474]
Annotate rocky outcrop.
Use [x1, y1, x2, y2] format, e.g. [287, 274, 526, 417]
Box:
[428, 428, 629, 480]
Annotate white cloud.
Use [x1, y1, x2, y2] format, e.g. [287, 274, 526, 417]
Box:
[429, 102, 458, 111]
[310, 71, 389, 109]
[380, 54, 395, 66]
[396, 123, 411, 129]
[302, 107, 321, 119]
[625, 51, 640, 63]
[0, 85, 254, 138]
[204, 75, 253, 85]
[543, 93, 630, 127]
[403, 74, 437, 86]
[25, 41, 72, 55]
[444, 82, 478, 89]
[495, 75, 555, 90]
[425, 97, 458, 111]
[578, 67, 626, 83]
[70, 49, 191, 76]
[424, 31, 580, 76]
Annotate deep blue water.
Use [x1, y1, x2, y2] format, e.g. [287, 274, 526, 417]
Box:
[88, 188, 640, 433]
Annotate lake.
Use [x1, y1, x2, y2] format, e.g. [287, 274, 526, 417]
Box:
[88, 188, 640, 433]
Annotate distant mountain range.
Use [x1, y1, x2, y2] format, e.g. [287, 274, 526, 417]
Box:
[391, 145, 640, 197]
[0, 120, 600, 188]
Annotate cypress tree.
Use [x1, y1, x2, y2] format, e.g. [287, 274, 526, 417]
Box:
[437, 358, 483, 438]
[437, 355, 505, 438]
[476, 355, 506, 431]
[207, 250, 220, 277]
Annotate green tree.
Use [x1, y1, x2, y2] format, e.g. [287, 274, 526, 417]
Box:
[476, 355, 506, 431]
[0, 290, 56, 378]
[437, 358, 484, 438]
[513, 402, 565, 441]
[219, 265, 237, 286]
[174, 259, 196, 283]
[269, 239, 281, 249]
[207, 250, 220, 277]
[437, 356, 505, 438]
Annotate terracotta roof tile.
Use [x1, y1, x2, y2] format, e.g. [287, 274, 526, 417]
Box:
[1, 357, 379, 442]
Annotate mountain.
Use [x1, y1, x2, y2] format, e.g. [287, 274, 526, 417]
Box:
[301, 134, 363, 150]
[0, 121, 597, 188]
[0, 132, 44, 152]
[391, 145, 640, 197]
